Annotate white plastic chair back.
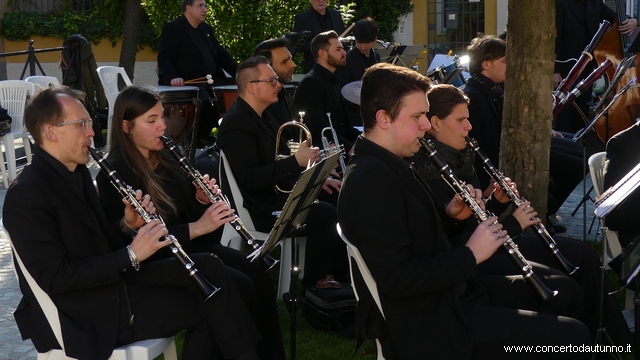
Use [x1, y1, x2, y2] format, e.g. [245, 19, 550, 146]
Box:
[337, 224, 385, 359]
[219, 150, 306, 298]
[0, 80, 34, 188]
[25, 76, 60, 90]
[589, 152, 622, 264]
[96, 67, 132, 151]
[1, 220, 177, 360]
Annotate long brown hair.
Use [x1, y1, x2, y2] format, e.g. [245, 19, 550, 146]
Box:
[111, 85, 177, 218]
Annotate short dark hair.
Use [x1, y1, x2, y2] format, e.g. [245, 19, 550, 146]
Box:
[360, 63, 431, 131]
[353, 17, 379, 43]
[236, 55, 271, 94]
[426, 84, 469, 121]
[25, 86, 80, 144]
[466, 35, 506, 76]
[181, 0, 195, 13]
[253, 38, 291, 64]
[311, 30, 339, 60]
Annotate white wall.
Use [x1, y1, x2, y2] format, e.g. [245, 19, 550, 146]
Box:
[497, 0, 508, 35]
[393, 12, 414, 44]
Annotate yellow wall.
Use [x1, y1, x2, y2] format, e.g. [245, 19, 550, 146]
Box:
[3, 36, 157, 63]
[485, 0, 498, 36]
[413, 0, 428, 74]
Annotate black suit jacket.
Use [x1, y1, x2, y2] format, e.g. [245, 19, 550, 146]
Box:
[293, 64, 361, 150]
[216, 97, 301, 231]
[603, 122, 640, 248]
[337, 137, 478, 359]
[293, 7, 346, 73]
[555, 0, 616, 77]
[4, 147, 134, 360]
[462, 76, 503, 189]
[157, 15, 237, 85]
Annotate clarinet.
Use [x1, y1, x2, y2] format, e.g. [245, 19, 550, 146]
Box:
[160, 136, 279, 271]
[420, 139, 557, 302]
[466, 137, 578, 275]
[88, 147, 220, 301]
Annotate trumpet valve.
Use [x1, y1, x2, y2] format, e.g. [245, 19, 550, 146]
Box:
[287, 140, 301, 155]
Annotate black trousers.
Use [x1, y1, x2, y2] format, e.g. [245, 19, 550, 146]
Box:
[480, 234, 632, 347]
[118, 253, 261, 360]
[254, 200, 350, 290]
[189, 241, 287, 360]
[549, 135, 587, 214]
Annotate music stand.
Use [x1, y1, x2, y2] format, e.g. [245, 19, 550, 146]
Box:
[593, 159, 640, 359]
[283, 31, 310, 58]
[249, 153, 339, 360]
[376, 44, 425, 68]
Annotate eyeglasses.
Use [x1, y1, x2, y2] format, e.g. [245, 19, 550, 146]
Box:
[250, 77, 280, 87]
[41, 118, 93, 133]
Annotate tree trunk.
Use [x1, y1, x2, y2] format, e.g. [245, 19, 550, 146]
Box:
[119, 0, 142, 82]
[500, 0, 556, 222]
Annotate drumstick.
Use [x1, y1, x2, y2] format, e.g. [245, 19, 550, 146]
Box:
[340, 23, 355, 38]
[184, 79, 214, 85]
[184, 74, 212, 84]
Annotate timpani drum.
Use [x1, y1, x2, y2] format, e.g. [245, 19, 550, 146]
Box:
[151, 85, 200, 144]
[213, 85, 240, 115]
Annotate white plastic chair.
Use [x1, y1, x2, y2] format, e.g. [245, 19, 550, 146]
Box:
[1, 220, 178, 360]
[589, 152, 623, 264]
[96, 66, 132, 151]
[0, 80, 34, 188]
[336, 224, 385, 360]
[219, 150, 306, 298]
[25, 76, 60, 90]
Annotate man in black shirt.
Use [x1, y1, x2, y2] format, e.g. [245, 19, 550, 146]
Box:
[294, 0, 346, 73]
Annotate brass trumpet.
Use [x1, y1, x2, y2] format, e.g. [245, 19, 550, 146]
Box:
[275, 111, 312, 162]
[321, 112, 346, 175]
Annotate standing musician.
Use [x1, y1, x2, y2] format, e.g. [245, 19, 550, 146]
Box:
[554, 0, 637, 133]
[216, 56, 348, 290]
[4, 86, 261, 360]
[157, 0, 238, 143]
[96, 86, 285, 360]
[293, 31, 361, 152]
[412, 84, 632, 347]
[337, 62, 590, 360]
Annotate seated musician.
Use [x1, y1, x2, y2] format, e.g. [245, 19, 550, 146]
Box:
[293, 31, 361, 151]
[253, 37, 298, 127]
[3, 86, 261, 360]
[463, 34, 585, 233]
[157, 0, 238, 144]
[412, 84, 631, 347]
[96, 85, 285, 360]
[216, 56, 348, 290]
[335, 17, 381, 126]
[337, 62, 590, 360]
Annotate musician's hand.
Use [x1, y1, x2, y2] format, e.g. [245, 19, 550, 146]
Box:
[465, 216, 508, 264]
[170, 78, 185, 86]
[123, 190, 155, 231]
[512, 201, 541, 230]
[294, 140, 321, 167]
[322, 177, 342, 194]
[553, 73, 562, 89]
[551, 129, 564, 138]
[619, 18, 638, 35]
[129, 220, 170, 262]
[189, 201, 235, 239]
[329, 169, 341, 179]
[194, 174, 220, 204]
[445, 184, 484, 220]
[492, 178, 516, 204]
[482, 179, 496, 198]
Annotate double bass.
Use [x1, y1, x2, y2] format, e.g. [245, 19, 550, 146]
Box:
[593, 0, 640, 142]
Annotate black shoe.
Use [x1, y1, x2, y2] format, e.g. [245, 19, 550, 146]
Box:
[551, 224, 567, 233]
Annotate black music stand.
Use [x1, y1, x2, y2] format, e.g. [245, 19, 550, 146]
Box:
[593, 159, 640, 359]
[249, 153, 339, 360]
[283, 31, 310, 58]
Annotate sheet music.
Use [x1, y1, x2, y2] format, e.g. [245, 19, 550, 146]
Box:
[593, 160, 640, 218]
